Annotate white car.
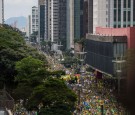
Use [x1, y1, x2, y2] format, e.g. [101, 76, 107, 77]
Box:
[0, 111, 5, 115]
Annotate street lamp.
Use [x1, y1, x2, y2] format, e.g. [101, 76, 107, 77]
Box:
[112, 56, 126, 94]
[76, 51, 87, 85]
[100, 100, 104, 115]
[77, 84, 82, 114]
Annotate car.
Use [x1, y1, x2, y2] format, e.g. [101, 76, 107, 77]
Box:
[0, 109, 9, 115]
[0, 110, 6, 115]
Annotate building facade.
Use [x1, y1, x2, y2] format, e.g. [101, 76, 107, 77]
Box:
[38, 0, 45, 42]
[67, 0, 87, 49]
[88, 0, 93, 33]
[85, 27, 135, 76]
[83, 0, 88, 37]
[26, 15, 31, 37]
[93, 0, 135, 33]
[0, 0, 4, 24]
[31, 6, 38, 34]
[85, 34, 127, 75]
[66, 0, 74, 49]
[44, 0, 48, 41]
[44, 0, 67, 50]
[74, 0, 84, 39]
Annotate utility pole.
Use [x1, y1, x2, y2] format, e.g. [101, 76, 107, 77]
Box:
[76, 51, 87, 85]
[112, 56, 126, 94]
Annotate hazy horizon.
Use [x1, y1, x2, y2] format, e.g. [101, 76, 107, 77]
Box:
[4, 0, 38, 20]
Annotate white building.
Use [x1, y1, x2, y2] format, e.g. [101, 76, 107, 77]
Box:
[31, 6, 38, 34]
[93, 0, 135, 33]
[45, 0, 60, 42]
[66, 0, 74, 49]
[44, 0, 67, 49]
[0, 0, 4, 24]
[26, 15, 31, 37]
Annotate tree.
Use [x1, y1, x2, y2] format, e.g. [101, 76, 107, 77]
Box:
[13, 56, 49, 100]
[0, 25, 47, 89]
[50, 70, 65, 78]
[15, 56, 44, 82]
[117, 49, 135, 114]
[26, 78, 77, 114]
[126, 49, 135, 113]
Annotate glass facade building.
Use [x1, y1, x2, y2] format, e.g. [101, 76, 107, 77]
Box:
[39, 5, 45, 40]
[44, 0, 67, 50]
[85, 34, 127, 75]
[93, 0, 135, 33]
[113, 0, 135, 28]
[74, 0, 84, 39]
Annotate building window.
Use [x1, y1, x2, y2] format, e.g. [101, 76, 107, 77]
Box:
[114, 0, 117, 8]
[128, 11, 131, 21]
[118, 25, 121, 28]
[114, 10, 117, 21]
[124, 0, 126, 8]
[118, 9, 121, 21]
[128, 0, 131, 8]
[118, 0, 121, 21]
[114, 25, 117, 28]
[123, 11, 126, 21]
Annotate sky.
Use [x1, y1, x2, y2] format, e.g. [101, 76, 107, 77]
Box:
[4, 0, 38, 19]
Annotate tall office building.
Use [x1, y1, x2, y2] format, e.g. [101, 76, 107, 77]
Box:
[93, 0, 135, 33]
[88, 0, 93, 33]
[31, 6, 38, 34]
[38, 0, 45, 42]
[83, 0, 88, 37]
[45, 0, 67, 50]
[66, 0, 74, 49]
[74, 0, 84, 40]
[0, 0, 4, 24]
[67, 0, 86, 49]
[26, 15, 31, 37]
[44, 0, 48, 41]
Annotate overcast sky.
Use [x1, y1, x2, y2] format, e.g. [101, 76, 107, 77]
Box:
[4, 0, 38, 19]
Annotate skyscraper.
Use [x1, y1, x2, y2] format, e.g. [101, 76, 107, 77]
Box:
[66, 0, 74, 49]
[74, 0, 84, 39]
[26, 15, 31, 37]
[67, 0, 87, 49]
[93, 0, 135, 32]
[0, 0, 4, 24]
[44, 0, 67, 50]
[88, 0, 93, 33]
[31, 6, 38, 34]
[44, 0, 48, 41]
[83, 0, 88, 37]
[38, 0, 45, 42]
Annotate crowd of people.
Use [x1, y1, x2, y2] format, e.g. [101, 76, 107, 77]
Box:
[39, 51, 127, 115]
[66, 74, 126, 115]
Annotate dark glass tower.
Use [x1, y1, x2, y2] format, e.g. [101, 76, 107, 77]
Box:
[74, 0, 84, 39]
[59, 0, 67, 50]
[38, 0, 45, 41]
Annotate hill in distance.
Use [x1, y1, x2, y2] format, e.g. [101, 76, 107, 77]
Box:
[5, 16, 27, 29]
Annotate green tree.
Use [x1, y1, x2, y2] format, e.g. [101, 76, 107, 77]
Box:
[26, 78, 77, 115]
[0, 25, 47, 89]
[15, 56, 44, 82]
[14, 56, 49, 100]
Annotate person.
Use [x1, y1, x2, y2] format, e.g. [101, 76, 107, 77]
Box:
[106, 109, 112, 115]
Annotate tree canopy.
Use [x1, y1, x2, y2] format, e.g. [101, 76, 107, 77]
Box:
[0, 25, 77, 114]
[14, 57, 77, 114]
[27, 78, 77, 115]
[0, 25, 47, 89]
